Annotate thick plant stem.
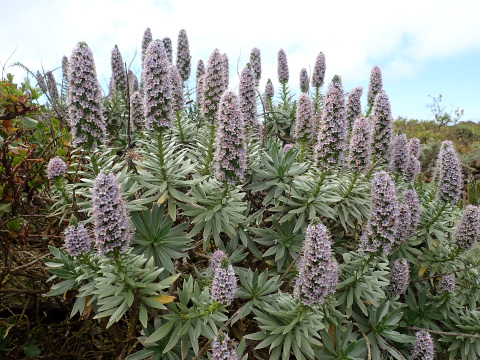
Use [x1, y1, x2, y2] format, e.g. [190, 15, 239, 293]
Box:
[202, 122, 216, 176]
[342, 172, 359, 200]
[156, 131, 167, 180]
[313, 86, 320, 114]
[281, 82, 288, 112]
[175, 110, 185, 143]
[298, 140, 306, 162]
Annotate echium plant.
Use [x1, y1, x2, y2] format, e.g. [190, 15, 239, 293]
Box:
[315, 75, 347, 170]
[62, 55, 68, 80]
[67, 42, 107, 148]
[311, 52, 326, 113]
[92, 172, 131, 255]
[409, 330, 435, 360]
[202, 49, 224, 122]
[391, 134, 410, 176]
[239, 63, 259, 135]
[436, 141, 462, 204]
[250, 47, 261, 86]
[127, 70, 139, 95]
[46, 157, 67, 179]
[293, 222, 338, 306]
[129, 91, 143, 131]
[176, 29, 191, 82]
[367, 65, 382, 110]
[386, 258, 409, 297]
[196, 59, 205, 108]
[35, 71, 47, 93]
[299, 68, 309, 93]
[162, 37, 173, 63]
[212, 333, 238, 360]
[345, 86, 363, 129]
[63, 223, 92, 256]
[277, 49, 289, 84]
[46, 71, 58, 100]
[360, 171, 399, 254]
[222, 53, 229, 90]
[405, 137, 421, 182]
[211, 253, 236, 306]
[294, 93, 315, 160]
[215, 90, 247, 185]
[371, 90, 393, 163]
[141, 27, 152, 68]
[348, 116, 371, 172]
[110, 45, 127, 92]
[143, 40, 173, 130]
[398, 189, 420, 243]
[455, 204, 480, 250]
[440, 273, 456, 293]
[396, 201, 412, 246]
[170, 65, 184, 112]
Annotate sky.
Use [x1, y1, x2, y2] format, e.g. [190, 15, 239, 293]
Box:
[1, 0, 480, 122]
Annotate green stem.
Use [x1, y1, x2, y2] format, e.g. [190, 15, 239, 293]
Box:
[342, 172, 359, 200]
[157, 131, 167, 180]
[54, 177, 72, 203]
[365, 103, 373, 118]
[298, 140, 306, 162]
[425, 203, 446, 229]
[281, 82, 288, 112]
[175, 110, 185, 143]
[202, 122, 216, 176]
[313, 86, 320, 114]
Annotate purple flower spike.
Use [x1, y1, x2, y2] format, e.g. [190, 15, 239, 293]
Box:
[300, 68, 309, 93]
[67, 42, 107, 148]
[210, 250, 227, 272]
[348, 116, 371, 172]
[202, 49, 225, 122]
[239, 64, 259, 133]
[360, 171, 399, 254]
[371, 90, 393, 162]
[436, 141, 462, 204]
[162, 37, 173, 63]
[294, 223, 338, 306]
[455, 205, 480, 250]
[92, 172, 131, 255]
[409, 330, 435, 360]
[47, 157, 67, 179]
[62, 56, 69, 80]
[212, 333, 238, 360]
[277, 49, 289, 84]
[294, 93, 315, 142]
[64, 223, 92, 256]
[176, 29, 191, 82]
[196, 59, 206, 108]
[211, 254, 236, 305]
[46, 71, 58, 100]
[127, 70, 139, 96]
[367, 65, 382, 107]
[36, 71, 47, 93]
[315, 76, 347, 170]
[130, 91, 144, 131]
[311, 52, 326, 88]
[396, 202, 412, 246]
[265, 79, 274, 98]
[387, 258, 409, 297]
[143, 40, 173, 130]
[141, 28, 153, 68]
[345, 87, 363, 129]
[215, 91, 247, 185]
[111, 45, 127, 92]
[170, 65, 184, 112]
[403, 189, 420, 237]
[250, 47, 261, 86]
[222, 53, 229, 90]
[391, 134, 410, 175]
[440, 274, 456, 293]
[409, 138, 420, 158]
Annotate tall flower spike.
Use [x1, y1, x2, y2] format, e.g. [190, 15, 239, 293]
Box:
[210, 250, 227, 272]
[409, 330, 435, 360]
[162, 37, 173, 63]
[315, 75, 347, 170]
[46, 71, 58, 100]
[67, 42, 107, 148]
[221, 53, 228, 91]
[202, 49, 225, 122]
[440, 274, 456, 293]
[455, 205, 480, 250]
[436, 142, 462, 204]
[294, 223, 338, 306]
[299, 68, 309, 93]
[360, 171, 399, 254]
[239, 64, 259, 134]
[36, 71, 47, 93]
[111, 45, 127, 92]
[294, 93, 315, 142]
[265, 79, 274, 98]
[396, 202, 412, 246]
[215, 91, 247, 185]
[371, 90, 393, 162]
[212, 333, 238, 360]
[141, 28, 153, 68]
[130, 91, 144, 131]
[367, 65, 382, 107]
[64, 223, 92, 256]
[387, 258, 409, 297]
[143, 40, 173, 130]
[433, 140, 453, 181]
[250, 47, 261, 86]
[391, 134, 410, 175]
[62, 56, 69, 80]
[196, 59, 205, 108]
[348, 116, 371, 172]
[92, 172, 131, 255]
[211, 254, 236, 305]
[170, 65, 184, 112]
[403, 189, 420, 237]
[277, 49, 289, 84]
[409, 138, 420, 158]
[345, 87, 363, 129]
[176, 29, 191, 82]
[127, 70, 139, 96]
[406, 137, 421, 183]
[47, 157, 67, 179]
[311, 52, 326, 88]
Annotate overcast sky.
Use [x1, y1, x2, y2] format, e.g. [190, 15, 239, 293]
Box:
[2, 0, 480, 121]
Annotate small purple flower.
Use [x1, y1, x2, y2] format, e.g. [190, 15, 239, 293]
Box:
[130, 91, 144, 131]
[62, 56, 69, 80]
[283, 143, 293, 153]
[294, 93, 315, 143]
[196, 59, 206, 108]
[141, 28, 153, 68]
[299, 68, 309, 93]
[36, 71, 47, 93]
[455, 205, 480, 250]
[111, 45, 127, 92]
[211, 254, 236, 305]
[294, 223, 338, 306]
[440, 274, 455, 293]
[176, 29, 191, 82]
[170, 65, 184, 112]
[345, 87, 363, 129]
[210, 250, 227, 272]
[348, 116, 371, 172]
[212, 332, 238, 360]
[47, 157, 67, 179]
[277, 49, 289, 84]
[46, 71, 58, 100]
[387, 258, 409, 297]
[265, 79, 274, 98]
[311, 52, 326, 89]
[222, 53, 229, 90]
[239, 64, 259, 134]
[202, 49, 225, 122]
[162, 37, 173, 63]
[367, 65, 382, 107]
[64, 223, 92, 256]
[391, 134, 410, 175]
[409, 330, 435, 360]
[250, 47, 261, 86]
[436, 141, 462, 204]
[92, 172, 131, 255]
[371, 90, 393, 162]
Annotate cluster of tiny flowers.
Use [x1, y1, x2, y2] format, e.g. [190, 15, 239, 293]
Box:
[403, 189, 420, 236]
[212, 333, 238, 360]
[108, 77, 116, 98]
[360, 171, 399, 254]
[283, 143, 293, 152]
[222, 53, 229, 90]
[277, 49, 289, 84]
[67, 42, 107, 148]
[409, 330, 435, 360]
[202, 49, 225, 122]
[433, 140, 453, 181]
[405, 155, 421, 183]
[62, 56, 69, 80]
[143, 40, 173, 130]
[46, 71, 58, 100]
[396, 202, 412, 246]
[315, 76, 347, 170]
[46, 157, 67, 179]
[294, 93, 315, 143]
[162, 37, 173, 63]
[215, 91, 247, 185]
[130, 91, 144, 131]
[371, 90, 393, 162]
[391, 134, 410, 175]
[111, 45, 127, 92]
[196, 59, 205, 108]
[36, 71, 47, 93]
[249, 47, 261, 86]
[169, 65, 184, 112]
[211, 255, 236, 306]
[210, 250, 227, 272]
[127, 70, 139, 96]
[345, 87, 363, 128]
[348, 117, 371, 172]
[239, 64, 258, 133]
[409, 138, 420, 158]
[265, 79, 274, 98]
[64, 223, 91, 256]
[299, 68, 309, 93]
[440, 274, 456, 293]
[176, 29, 191, 82]
[311, 52, 326, 88]
[92, 173, 131, 255]
[436, 142, 462, 204]
[367, 65, 383, 107]
[141, 28, 152, 68]
[387, 258, 409, 297]
[294, 223, 338, 306]
[455, 205, 480, 250]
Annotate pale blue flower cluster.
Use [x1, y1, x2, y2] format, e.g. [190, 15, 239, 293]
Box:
[265, 79, 274, 98]
[405, 138, 421, 182]
[162, 37, 173, 63]
[130, 91, 144, 131]
[47, 157, 67, 179]
[202, 49, 225, 122]
[294, 93, 315, 143]
[436, 141, 462, 204]
[64, 223, 91, 256]
[222, 53, 229, 90]
[371, 90, 393, 162]
[111, 45, 127, 92]
[250, 47, 261, 86]
[391, 134, 409, 175]
[277, 49, 289, 84]
[62, 56, 68, 80]
[348, 116, 371, 172]
[387, 258, 409, 297]
[299, 68, 309, 93]
[440, 274, 456, 293]
[345, 87, 363, 128]
[170, 65, 184, 112]
[211, 253, 236, 305]
[36, 71, 47, 93]
[141, 28, 152, 67]
[409, 330, 435, 360]
[46, 71, 58, 100]
[455, 205, 480, 250]
[127, 70, 139, 96]
[176, 29, 191, 82]
[367, 65, 382, 107]
[239, 64, 258, 133]
[196, 59, 206, 108]
[311, 52, 326, 88]
[212, 333, 237, 360]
